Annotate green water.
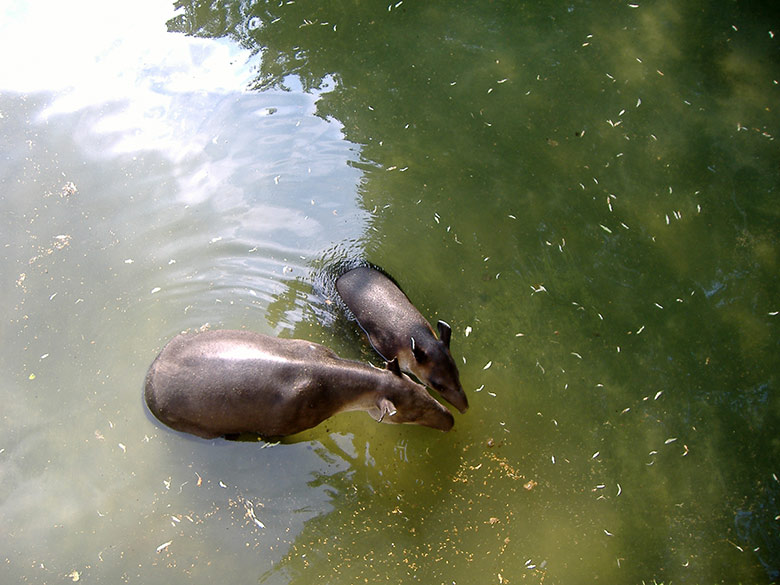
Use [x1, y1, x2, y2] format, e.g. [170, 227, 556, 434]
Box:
[1, 0, 778, 583]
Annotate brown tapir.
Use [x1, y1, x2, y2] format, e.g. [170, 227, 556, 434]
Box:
[335, 266, 468, 413]
[144, 329, 454, 439]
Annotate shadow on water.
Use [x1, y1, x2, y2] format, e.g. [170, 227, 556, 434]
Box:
[162, 1, 780, 583]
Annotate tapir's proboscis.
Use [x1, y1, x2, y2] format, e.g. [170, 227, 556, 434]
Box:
[335, 266, 468, 413]
[144, 330, 454, 439]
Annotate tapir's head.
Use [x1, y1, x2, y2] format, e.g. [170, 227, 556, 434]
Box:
[406, 320, 469, 414]
[369, 359, 454, 432]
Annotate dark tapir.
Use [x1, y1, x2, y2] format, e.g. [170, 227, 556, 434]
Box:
[144, 329, 454, 439]
[335, 266, 468, 413]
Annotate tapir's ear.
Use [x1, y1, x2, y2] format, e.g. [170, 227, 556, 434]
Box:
[369, 397, 397, 422]
[411, 337, 427, 362]
[437, 320, 452, 348]
[386, 357, 402, 376]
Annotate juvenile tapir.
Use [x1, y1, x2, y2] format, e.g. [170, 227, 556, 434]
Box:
[144, 329, 454, 439]
[335, 266, 468, 413]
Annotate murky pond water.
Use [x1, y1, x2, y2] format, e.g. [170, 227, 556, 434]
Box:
[1, 1, 778, 583]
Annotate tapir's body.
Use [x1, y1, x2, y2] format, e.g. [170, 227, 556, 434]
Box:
[144, 330, 453, 439]
[335, 266, 468, 413]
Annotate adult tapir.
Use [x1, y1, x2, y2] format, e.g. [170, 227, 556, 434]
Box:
[144, 329, 454, 439]
[335, 266, 468, 413]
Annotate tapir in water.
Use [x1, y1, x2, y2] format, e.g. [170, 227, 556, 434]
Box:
[335, 266, 468, 413]
[144, 329, 454, 439]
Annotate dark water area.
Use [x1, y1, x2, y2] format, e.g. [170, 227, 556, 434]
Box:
[1, 1, 778, 583]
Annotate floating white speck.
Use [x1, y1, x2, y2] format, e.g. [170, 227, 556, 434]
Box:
[515, 332, 524, 337]
[156, 540, 172, 553]
[617, 483, 622, 496]
[604, 529, 614, 536]
[600, 224, 612, 234]
[219, 481, 227, 488]
[592, 451, 600, 459]
[210, 236, 222, 244]
[571, 352, 582, 359]
[150, 287, 161, 294]
[118, 443, 126, 453]
[475, 385, 484, 392]
[464, 326, 472, 337]
[654, 390, 663, 400]
[655, 303, 664, 309]
[665, 437, 677, 444]
[124, 259, 134, 264]
[636, 325, 645, 334]
[483, 361, 492, 370]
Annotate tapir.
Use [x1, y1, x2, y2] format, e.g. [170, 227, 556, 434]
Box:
[144, 329, 454, 439]
[335, 266, 468, 413]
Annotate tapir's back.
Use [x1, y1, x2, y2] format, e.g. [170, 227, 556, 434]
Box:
[335, 266, 430, 359]
[144, 330, 338, 438]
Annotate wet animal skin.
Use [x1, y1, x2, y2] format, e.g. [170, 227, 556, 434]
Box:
[336, 266, 468, 413]
[145, 329, 454, 439]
